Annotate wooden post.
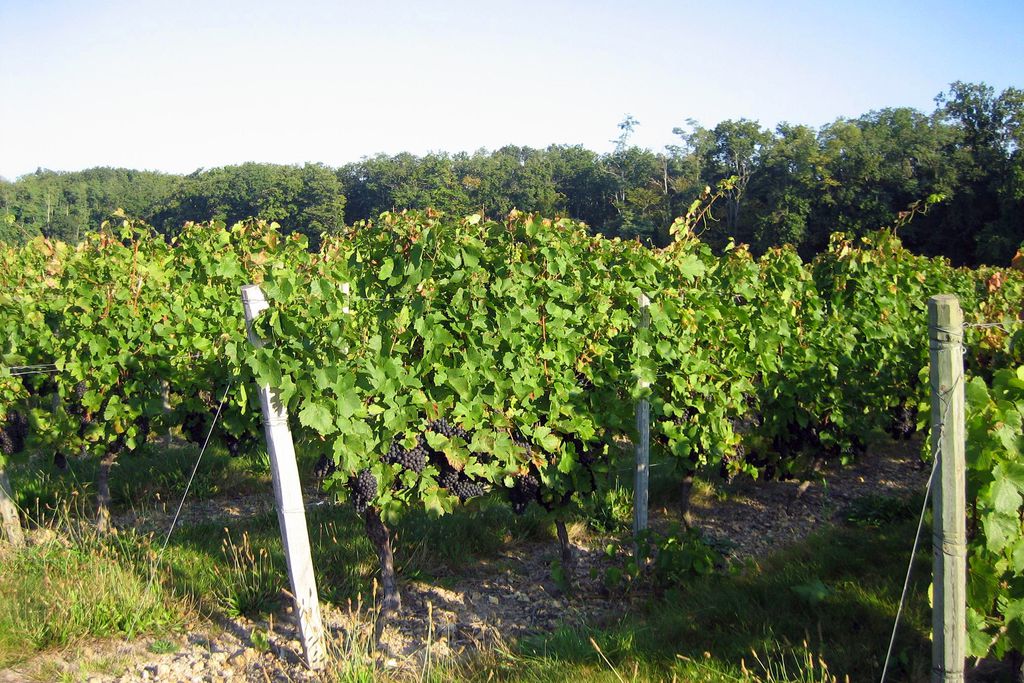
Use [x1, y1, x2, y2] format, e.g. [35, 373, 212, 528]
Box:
[0, 465, 24, 547]
[634, 293, 651, 550]
[929, 294, 966, 683]
[161, 380, 172, 448]
[241, 285, 326, 670]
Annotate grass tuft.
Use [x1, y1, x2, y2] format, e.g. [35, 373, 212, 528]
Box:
[214, 529, 282, 618]
[0, 529, 190, 668]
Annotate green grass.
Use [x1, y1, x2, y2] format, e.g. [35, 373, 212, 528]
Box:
[0, 529, 191, 668]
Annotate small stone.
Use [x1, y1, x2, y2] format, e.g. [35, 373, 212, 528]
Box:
[488, 596, 499, 605]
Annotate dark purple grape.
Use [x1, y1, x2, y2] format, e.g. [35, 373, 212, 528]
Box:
[349, 469, 377, 513]
[509, 472, 540, 514]
[314, 454, 337, 481]
[0, 412, 28, 455]
[383, 437, 427, 473]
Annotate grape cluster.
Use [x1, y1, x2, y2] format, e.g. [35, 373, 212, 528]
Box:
[135, 415, 151, 449]
[512, 435, 532, 458]
[223, 432, 241, 457]
[383, 435, 428, 473]
[717, 412, 762, 481]
[427, 418, 469, 441]
[0, 411, 28, 456]
[437, 464, 484, 501]
[107, 431, 127, 456]
[744, 394, 763, 426]
[72, 380, 87, 404]
[421, 418, 487, 499]
[887, 402, 917, 440]
[568, 434, 604, 491]
[509, 472, 540, 514]
[814, 431, 867, 470]
[314, 453, 337, 482]
[69, 381, 97, 439]
[719, 442, 746, 483]
[574, 371, 594, 390]
[505, 427, 603, 513]
[348, 469, 377, 513]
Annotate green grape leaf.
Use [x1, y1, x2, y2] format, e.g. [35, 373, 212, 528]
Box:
[298, 402, 336, 435]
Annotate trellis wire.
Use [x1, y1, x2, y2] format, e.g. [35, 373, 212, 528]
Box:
[878, 372, 961, 683]
[2, 363, 59, 377]
[122, 377, 234, 641]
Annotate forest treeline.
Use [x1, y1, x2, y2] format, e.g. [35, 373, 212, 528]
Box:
[1, 81, 1020, 265]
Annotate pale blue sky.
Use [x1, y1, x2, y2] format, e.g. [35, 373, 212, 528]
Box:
[1, 0, 1021, 180]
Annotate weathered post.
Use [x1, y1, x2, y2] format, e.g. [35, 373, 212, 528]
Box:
[161, 380, 172, 448]
[634, 293, 651, 552]
[241, 285, 326, 670]
[929, 294, 966, 683]
[0, 465, 24, 547]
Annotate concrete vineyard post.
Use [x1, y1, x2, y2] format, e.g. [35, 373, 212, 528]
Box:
[929, 294, 966, 683]
[634, 293, 651, 552]
[241, 285, 326, 671]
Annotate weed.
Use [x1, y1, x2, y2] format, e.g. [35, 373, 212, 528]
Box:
[250, 627, 271, 653]
[744, 640, 845, 682]
[148, 638, 179, 654]
[582, 485, 634, 534]
[213, 529, 281, 618]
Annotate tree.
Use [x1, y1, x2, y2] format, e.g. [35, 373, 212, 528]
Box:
[675, 118, 772, 246]
[750, 123, 822, 253]
[934, 81, 1024, 263]
[156, 163, 345, 247]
